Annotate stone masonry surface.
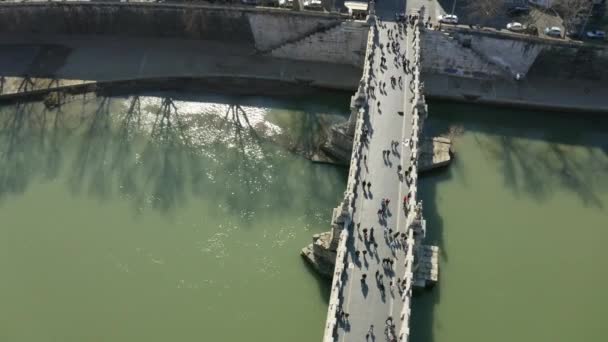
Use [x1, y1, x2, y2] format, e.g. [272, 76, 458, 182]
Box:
[322, 10, 428, 341]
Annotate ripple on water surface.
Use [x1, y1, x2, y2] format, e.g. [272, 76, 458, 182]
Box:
[0, 92, 349, 342]
[412, 104, 608, 342]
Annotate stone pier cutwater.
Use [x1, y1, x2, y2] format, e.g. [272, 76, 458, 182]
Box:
[301, 10, 440, 342]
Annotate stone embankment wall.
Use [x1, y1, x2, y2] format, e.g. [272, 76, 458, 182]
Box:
[421, 30, 504, 79]
[422, 27, 608, 80]
[0, 2, 368, 67]
[270, 21, 369, 67]
[421, 27, 608, 112]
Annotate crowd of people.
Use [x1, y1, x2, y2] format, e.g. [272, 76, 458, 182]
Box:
[335, 11, 425, 342]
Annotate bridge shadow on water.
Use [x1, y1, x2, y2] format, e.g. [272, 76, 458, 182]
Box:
[409, 157, 452, 342]
[302, 258, 332, 303]
[408, 100, 608, 342]
[429, 101, 608, 209]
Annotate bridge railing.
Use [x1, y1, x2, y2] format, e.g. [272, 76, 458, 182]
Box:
[322, 21, 377, 342]
[398, 15, 427, 342]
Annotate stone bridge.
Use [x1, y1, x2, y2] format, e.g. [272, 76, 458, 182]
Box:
[309, 8, 439, 342]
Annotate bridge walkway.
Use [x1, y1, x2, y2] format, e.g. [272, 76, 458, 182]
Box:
[330, 15, 424, 342]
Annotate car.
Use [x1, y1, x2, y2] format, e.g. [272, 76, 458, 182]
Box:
[303, 0, 322, 10]
[586, 30, 606, 39]
[566, 29, 582, 39]
[506, 22, 526, 32]
[437, 14, 458, 25]
[544, 26, 562, 38]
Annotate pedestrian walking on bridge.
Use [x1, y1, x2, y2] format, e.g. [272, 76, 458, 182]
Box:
[366, 324, 374, 340]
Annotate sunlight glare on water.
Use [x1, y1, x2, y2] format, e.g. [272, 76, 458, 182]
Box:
[0, 92, 349, 342]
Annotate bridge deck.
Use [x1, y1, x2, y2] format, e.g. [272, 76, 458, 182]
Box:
[334, 18, 421, 341]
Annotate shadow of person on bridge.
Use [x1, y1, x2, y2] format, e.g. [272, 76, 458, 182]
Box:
[372, 245, 380, 263]
[338, 313, 352, 332]
[353, 253, 363, 269]
[379, 284, 387, 303]
[366, 184, 374, 199]
[363, 252, 370, 269]
[360, 278, 369, 298]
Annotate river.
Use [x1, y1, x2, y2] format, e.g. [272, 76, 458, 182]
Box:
[0, 94, 607, 342]
[412, 102, 608, 342]
[0, 92, 348, 342]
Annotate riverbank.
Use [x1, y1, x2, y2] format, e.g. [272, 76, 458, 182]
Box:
[0, 34, 361, 91]
[0, 76, 346, 104]
[424, 73, 608, 114]
[1, 32, 608, 113]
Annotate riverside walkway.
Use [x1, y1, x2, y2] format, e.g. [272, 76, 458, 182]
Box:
[322, 7, 430, 342]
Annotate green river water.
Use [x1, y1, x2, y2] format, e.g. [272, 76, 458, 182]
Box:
[0, 93, 607, 342]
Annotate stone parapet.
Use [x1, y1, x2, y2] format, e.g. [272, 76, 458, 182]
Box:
[320, 22, 376, 342]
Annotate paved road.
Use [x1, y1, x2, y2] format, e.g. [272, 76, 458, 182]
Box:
[335, 16, 420, 341]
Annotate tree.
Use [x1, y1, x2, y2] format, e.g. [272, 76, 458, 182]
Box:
[463, 0, 504, 24]
[552, 0, 593, 31]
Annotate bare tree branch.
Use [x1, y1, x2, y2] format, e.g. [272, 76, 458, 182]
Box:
[552, 0, 593, 30]
[464, 0, 504, 24]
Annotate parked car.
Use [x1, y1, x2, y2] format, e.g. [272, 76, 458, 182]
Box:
[506, 22, 526, 32]
[566, 29, 582, 39]
[586, 30, 606, 39]
[544, 26, 562, 38]
[437, 14, 458, 25]
[303, 0, 322, 10]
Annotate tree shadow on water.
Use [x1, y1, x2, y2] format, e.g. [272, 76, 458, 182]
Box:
[69, 97, 113, 201]
[204, 103, 292, 223]
[478, 133, 606, 209]
[0, 101, 68, 201]
[138, 97, 188, 214]
[0, 93, 344, 221]
[44, 105, 65, 181]
[0, 102, 35, 200]
[111, 95, 142, 197]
